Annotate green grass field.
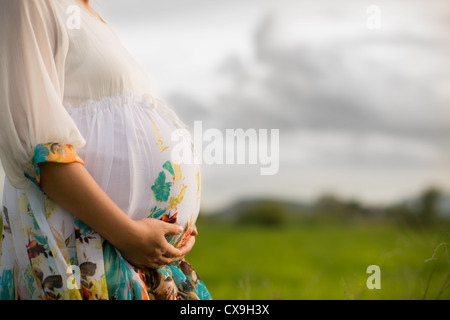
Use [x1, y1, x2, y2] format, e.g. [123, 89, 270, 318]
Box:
[187, 219, 450, 300]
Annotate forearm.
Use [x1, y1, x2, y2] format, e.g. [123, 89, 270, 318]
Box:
[39, 162, 135, 248]
[38, 161, 191, 269]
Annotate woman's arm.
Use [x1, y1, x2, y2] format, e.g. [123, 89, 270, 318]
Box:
[39, 161, 195, 269]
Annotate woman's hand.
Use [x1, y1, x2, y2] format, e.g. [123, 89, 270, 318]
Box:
[39, 162, 199, 270]
[115, 219, 199, 269]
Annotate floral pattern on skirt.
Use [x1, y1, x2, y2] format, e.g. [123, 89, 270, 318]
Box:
[0, 192, 211, 300]
[0, 142, 211, 300]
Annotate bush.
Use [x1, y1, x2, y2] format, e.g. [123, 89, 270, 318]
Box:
[236, 200, 288, 227]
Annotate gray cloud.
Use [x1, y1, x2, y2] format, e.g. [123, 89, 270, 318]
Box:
[2, 0, 448, 210]
[97, 0, 450, 209]
[191, 11, 450, 141]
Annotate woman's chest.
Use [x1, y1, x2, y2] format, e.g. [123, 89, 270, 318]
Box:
[64, 19, 149, 95]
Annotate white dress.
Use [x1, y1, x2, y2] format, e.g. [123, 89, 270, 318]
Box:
[0, 0, 210, 300]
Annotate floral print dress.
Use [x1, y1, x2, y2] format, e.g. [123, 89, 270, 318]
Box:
[0, 0, 211, 300]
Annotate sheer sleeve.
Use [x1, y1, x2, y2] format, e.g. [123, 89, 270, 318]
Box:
[0, 0, 86, 189]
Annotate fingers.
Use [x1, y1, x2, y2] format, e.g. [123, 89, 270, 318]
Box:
[144, 248, 182, 269]
[160, 255, 183, 266]
[191, 225, 198, 236]
[179, 233, 196, 257]
[162, 242, 182, 258]
[131, 219, 196, 269]
[162, 221, 184, 236]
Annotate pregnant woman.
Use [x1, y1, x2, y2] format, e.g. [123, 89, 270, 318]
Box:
[0, 0, 211, 300]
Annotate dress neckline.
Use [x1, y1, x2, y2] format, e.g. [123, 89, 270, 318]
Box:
[73, 0, 108, 25]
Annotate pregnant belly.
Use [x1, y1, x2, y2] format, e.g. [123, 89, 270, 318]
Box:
[69, 94, 201, 248]
[145, 125, 202, 249]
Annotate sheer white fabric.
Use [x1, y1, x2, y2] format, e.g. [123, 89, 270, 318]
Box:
[0, 0, 199, 242]
[67, 92, 201, 225]
[0, 0, 190, 189]
[0, 0, 86, 189]
[0, 0, 210, 300]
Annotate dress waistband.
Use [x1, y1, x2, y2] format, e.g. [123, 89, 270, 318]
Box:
[64, 91, 188, 130]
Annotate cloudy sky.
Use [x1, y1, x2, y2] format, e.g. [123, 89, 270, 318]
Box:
[1, 0, 449, 212]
